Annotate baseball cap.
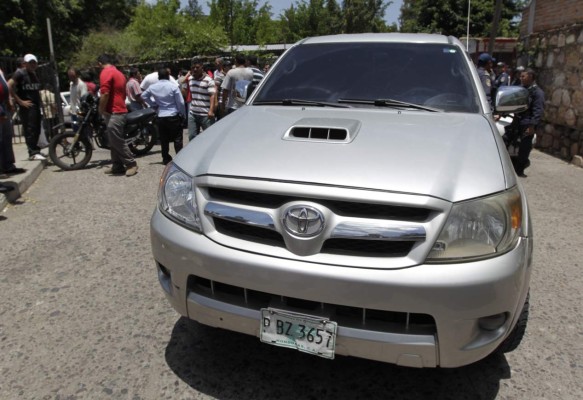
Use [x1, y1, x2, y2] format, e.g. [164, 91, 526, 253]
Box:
[497, 61, 505, 67]
[23, 54, 38, 63]
[478, 53, 492, 63]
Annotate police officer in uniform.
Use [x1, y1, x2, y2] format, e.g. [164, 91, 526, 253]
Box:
[477, 53, 494, 106]
[494, 62, 510, 89]
[514, 68, 545, 178]
[511, 66, 525, 86]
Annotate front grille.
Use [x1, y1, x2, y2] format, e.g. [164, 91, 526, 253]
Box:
[214, 218, 285, 247]
[322, 239, 414, 257]
[188, 275, 437, 335]
[208, 188, 431, 222]
[212, 218, 418, 257]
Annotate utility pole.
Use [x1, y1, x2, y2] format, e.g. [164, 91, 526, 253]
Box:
[466, 0, 471, 51]
[47, 18, 65, 135]
[488, 0, 503, 54]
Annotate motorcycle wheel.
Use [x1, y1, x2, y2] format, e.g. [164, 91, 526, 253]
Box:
[48, 131, 93, 171]
[129, 124, 157, 156]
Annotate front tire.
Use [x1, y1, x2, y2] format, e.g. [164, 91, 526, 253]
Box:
[129, 124, 156, 156]
[49, 131, 93, 170]
[497, 293, 529, 353]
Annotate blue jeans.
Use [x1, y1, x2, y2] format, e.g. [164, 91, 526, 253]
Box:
[188, 113, 214, 141]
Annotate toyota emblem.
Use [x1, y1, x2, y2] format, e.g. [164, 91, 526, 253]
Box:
[282, 205, 325, 237]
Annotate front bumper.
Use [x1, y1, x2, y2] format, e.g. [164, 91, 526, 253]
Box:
[151, 209, 532, 368]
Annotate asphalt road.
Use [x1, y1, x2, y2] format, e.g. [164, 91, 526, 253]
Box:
[0, 145, 582, 399]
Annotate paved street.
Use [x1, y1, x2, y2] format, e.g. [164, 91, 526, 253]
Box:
[1, 144, 582, 399]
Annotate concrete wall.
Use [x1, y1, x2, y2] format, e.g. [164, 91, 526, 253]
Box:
[519, 1, 583, 164]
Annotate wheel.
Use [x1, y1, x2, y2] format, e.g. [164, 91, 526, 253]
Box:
[497, 292, 529, 353]
[128, 124, 157, 156]
[48, 131, 93, 171]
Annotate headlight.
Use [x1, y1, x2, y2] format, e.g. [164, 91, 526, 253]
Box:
[427, 187, 523, 262]
[158, 163, 201, 232]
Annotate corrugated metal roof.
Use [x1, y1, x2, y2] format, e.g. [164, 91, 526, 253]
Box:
[227, 44, 292, 52]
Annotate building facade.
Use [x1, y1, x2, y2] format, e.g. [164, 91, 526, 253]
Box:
[519, 0, 583, 164]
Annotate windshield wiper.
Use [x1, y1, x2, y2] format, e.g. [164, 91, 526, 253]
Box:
[253, 99, 350, 108]
[337, 98, 440, 112]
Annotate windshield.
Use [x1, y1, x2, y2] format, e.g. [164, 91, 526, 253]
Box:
[254, 42, 480, 113]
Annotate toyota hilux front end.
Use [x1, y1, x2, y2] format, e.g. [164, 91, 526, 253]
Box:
[150, 33, 532, 368]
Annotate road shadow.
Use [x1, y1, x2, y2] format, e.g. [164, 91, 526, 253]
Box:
[50, 161, 111, 172]
[1, 180, 21, 204]
[165, 317, 510, 400]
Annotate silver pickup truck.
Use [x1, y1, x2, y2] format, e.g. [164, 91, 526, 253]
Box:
[150, 33, 532, 368]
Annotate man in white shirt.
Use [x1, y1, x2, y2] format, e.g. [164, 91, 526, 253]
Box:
[140, 65, 178, 91]
[69, 68, 88, 114]
[221, 54, 253, 115]
[68, 67, 87, 132]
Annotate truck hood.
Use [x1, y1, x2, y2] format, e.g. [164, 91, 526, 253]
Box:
[176, 106, 506, 202]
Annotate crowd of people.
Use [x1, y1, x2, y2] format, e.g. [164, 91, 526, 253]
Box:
[94, 53, 267, 174]
[0, 49, 544, 191]
[476, 52, 545, 178]
[0, 53, 268, 179]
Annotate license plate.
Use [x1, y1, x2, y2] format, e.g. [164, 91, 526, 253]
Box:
[260, 308, 337, 359]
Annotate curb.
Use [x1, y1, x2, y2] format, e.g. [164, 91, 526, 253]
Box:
[0, 143, 46, 211]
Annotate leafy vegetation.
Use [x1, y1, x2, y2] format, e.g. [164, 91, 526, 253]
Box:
[0, 0, 526, 70]
[400, 0, 526, 37]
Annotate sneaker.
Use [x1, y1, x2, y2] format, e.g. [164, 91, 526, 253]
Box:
[103, 166, 125, 175]
[29, 153, 47, 161]
[125, 165, 138, 177]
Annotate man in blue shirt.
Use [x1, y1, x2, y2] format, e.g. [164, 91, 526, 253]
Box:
[141, 68, 185, 165]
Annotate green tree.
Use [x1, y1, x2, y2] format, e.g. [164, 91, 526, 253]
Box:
[0, 0, 83, 58]
[209, 0, 280, 46]
[126, 0, 226, 61]
[255, 5, 281, 45]
[0, 0, 137, 60]
[280, 0, 393, 41]
[325, 0, 343, 34]
[399, 0, 524, 37]
[281, 0, 341, 41]
[184, 0, 204, 18]
[73, 0, 227, 67]
[344, 0, 390, 33]
[209, 0, 236, 46]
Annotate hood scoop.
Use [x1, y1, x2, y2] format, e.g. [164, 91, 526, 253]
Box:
[283, 118, 361, 144]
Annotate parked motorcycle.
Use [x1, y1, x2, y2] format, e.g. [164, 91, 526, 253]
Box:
[48, 94, 157, 170]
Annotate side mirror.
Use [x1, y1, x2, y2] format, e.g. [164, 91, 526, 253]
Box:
[494, 86, 529, 114]
[235, 80, 251, 103]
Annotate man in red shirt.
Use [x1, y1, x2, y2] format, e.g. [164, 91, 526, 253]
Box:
[97, 53, 138, 176]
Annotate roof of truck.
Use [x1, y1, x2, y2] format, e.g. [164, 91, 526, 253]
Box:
[300, 33, 455, 45]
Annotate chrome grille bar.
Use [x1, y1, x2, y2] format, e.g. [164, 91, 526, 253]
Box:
[331, 222, 426, 241]
[205, 202, 275, 230]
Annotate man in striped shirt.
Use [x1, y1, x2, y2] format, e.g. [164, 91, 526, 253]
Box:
[246, 55, 264, 87]
[182, 58, 216, 141]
